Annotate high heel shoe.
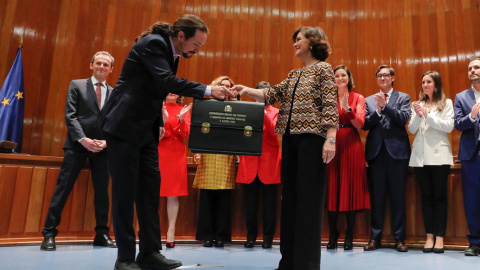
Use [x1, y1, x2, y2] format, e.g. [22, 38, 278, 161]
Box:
[326, 232, 339, 249]
[165, 241, 175, 248]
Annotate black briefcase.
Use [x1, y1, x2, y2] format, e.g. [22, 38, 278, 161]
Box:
[188, 99, 264, 155]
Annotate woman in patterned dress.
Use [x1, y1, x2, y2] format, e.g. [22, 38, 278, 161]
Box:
[193, 75, 237, 248]
[232, 26, 338, 270]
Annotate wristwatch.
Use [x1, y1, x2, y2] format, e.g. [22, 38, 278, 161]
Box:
[346, 107, 352, 112]
[326, 137, 336, 144]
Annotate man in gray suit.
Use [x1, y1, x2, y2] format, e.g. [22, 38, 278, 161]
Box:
[41, 51, 116, 251]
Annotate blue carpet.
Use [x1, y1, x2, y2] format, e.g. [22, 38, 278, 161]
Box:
[0, 244, 477, 269]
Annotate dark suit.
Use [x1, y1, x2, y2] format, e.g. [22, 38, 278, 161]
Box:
[454, 88, 480, 245]
[99, 33, 206, 262]
[42, 78, 112, 237]
[362, 89, 411, 241]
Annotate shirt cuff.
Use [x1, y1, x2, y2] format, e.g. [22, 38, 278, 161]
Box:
[204, 86, 212, 96]
[469, 114, 476, 122]
[78, 137, 85, 142]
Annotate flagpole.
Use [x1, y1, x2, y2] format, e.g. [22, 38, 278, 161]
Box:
[19, 35, 23, 48]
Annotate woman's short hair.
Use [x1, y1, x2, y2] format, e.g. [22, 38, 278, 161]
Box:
[292, 26, 331, 61]
[211, 75, 235, 87]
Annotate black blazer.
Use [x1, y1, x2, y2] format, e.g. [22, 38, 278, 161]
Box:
[63, 78, 112, 152]
[99, 34, 206, 146]
[362, 89, 411, 161]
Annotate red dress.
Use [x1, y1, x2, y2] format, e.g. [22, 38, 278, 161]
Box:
[236, 105, 281, 184]
[326, 92, 370, 211]
[158, 103, 190, 197]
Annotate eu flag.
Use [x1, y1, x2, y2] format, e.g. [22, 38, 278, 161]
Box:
[0, 47, 25, 152]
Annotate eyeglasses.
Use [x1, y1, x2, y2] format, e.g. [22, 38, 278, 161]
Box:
[376, 73, 391, 79]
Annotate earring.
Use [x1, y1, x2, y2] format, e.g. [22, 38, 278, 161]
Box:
[310, 46, 313, 51]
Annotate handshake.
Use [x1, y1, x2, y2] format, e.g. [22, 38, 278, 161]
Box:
[210, 85, 264, 102]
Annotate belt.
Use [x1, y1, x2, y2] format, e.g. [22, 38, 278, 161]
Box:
[339, 124, 354, 128]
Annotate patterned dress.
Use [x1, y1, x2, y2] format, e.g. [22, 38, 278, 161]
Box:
[326, 91, 370, 211]
[193, 154, 236, 190]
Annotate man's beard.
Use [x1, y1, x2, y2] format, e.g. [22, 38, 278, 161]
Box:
[182, 52, 193, 58]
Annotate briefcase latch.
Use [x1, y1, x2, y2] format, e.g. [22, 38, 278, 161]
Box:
[201, 122, 210, 134]
[244, 126, 253, 137]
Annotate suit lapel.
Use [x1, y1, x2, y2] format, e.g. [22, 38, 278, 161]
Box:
[86, 78, 100, 109]
[388, 90, 399, 106]
[105, 85, 112, 102]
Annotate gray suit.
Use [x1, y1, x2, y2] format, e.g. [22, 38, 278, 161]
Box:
[42, 78, 112, 237]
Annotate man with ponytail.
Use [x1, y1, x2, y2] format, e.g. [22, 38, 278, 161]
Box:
[99, 14, 234, 270]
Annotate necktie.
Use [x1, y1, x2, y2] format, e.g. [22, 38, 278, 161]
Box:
[95, 82, 102, 109]
[384, 93, 388, 103]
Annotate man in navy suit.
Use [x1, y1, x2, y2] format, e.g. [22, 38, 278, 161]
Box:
[41, 51, 116, 251]
[99, 15, 233, 270]
[362, 65, 411, 252]
[454, 56, 480, 256]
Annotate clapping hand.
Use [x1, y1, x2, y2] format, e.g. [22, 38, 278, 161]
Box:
[373, 93, 387, 113]
[471, 102, 480, 120]
[413, 102, 426, 118]
[179, 103, 193, 122]
[340, 92, 350, 111]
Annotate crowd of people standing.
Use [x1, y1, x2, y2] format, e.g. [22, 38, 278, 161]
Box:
[38, 12, 480, 270]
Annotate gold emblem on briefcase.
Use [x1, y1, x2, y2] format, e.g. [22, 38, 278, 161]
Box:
[201, 122, 210, 133]
[244, 126, 253, 137]
[224, 105, 232, 112]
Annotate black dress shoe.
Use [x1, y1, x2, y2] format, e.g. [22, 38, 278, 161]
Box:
[93, 234, 117, 248]
[433, 247, 444, 253]
[262, 241, 272, 249]
[215, 240, 224, 247]
[465, 244, 480, 256]
[244, 240, 255, 248]
[203, 240, 213, 247]
[114, 260, 141, 270]
[136, 251, 182, 270]
[40, 236, 56, 251]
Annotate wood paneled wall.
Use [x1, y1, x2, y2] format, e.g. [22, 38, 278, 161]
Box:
[0, 154, 470, 246]
[1, 0, 479, 156]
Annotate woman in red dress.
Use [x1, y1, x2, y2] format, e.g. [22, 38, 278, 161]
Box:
[326, 65, 370, 250]
[158, 93, 192, 248]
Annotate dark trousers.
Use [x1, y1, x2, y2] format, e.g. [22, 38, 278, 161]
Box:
[105, 132, 162, 262]
[42, 149, 110, 237]
[367, 144, 408, 241]
[414, 165, 450, 237]
[196, 189, 232, 242]
[278, 133, 326, 270]
[243, 177, 278, 243]
[461, 150, 480, 245]
[328, 211, 356, 239]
